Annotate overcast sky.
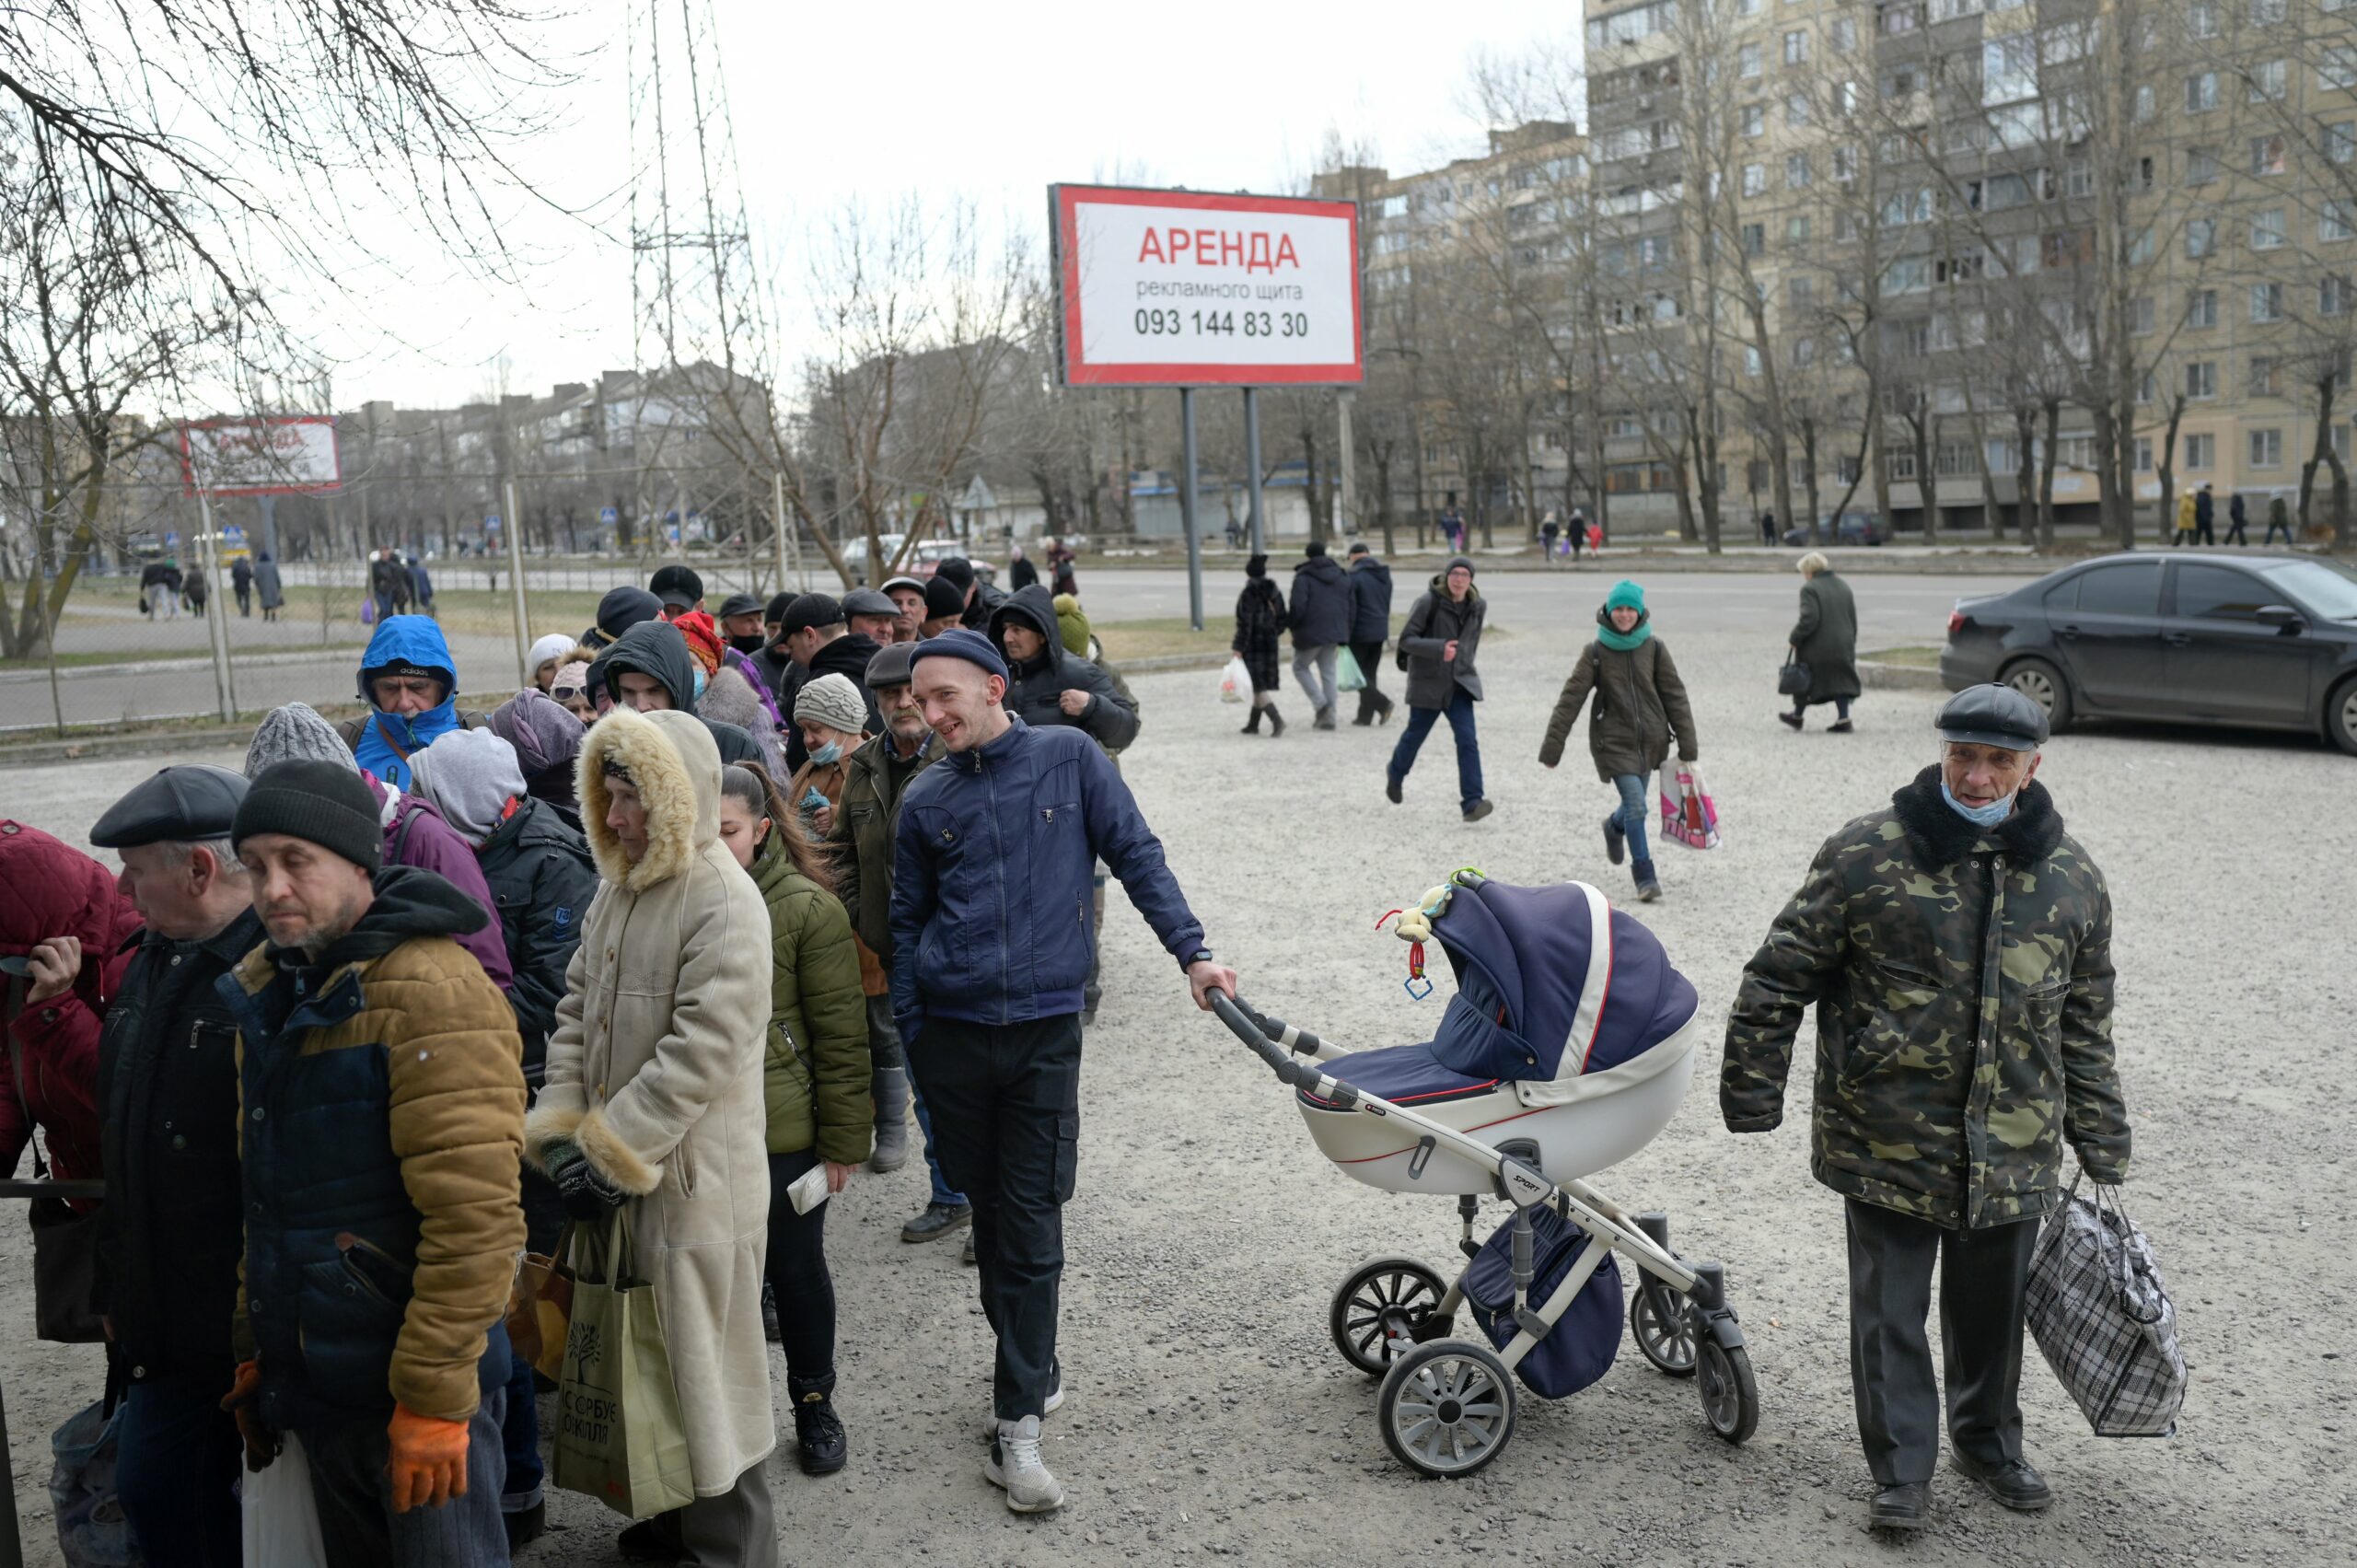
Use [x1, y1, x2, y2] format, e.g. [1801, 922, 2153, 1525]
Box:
[313, 0, 1581, 411]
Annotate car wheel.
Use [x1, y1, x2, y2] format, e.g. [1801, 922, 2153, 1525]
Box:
[2328, 677, 2357, 757]
[2001, 656, 2073, 733]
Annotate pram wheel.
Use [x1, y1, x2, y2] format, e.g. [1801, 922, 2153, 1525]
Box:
[1329, 1257, 1449, 1376]
[1696, 1340, 1759, 1444]
[1629, 1281, 1698, 1377]
[1376, 1341, 1516, 1479]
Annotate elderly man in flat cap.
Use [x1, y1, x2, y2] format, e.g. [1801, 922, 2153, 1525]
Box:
[1721, 684, 2132, 1536]
[86, 766, 262, 1565]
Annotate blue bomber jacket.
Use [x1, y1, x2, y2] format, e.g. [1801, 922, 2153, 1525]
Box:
[889, 719, 1204, 1039]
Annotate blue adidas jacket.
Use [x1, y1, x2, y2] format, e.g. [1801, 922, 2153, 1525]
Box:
[889, 719, 1204, 1038]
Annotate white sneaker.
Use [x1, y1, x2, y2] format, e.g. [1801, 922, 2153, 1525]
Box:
[978, 1366, 1063, 1437]
[984, 1415, 1064, 1513]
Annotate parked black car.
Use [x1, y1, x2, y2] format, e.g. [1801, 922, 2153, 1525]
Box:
[1942, 552, 2357, 753]
[1782, 513, 1888, 548]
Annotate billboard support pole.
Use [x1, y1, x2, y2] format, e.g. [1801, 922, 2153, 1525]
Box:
[1337, 390, 1357, 542]
[1180, 389, 1202, 632]
[193, 489, 238, 722]
[1243, 388, 1265, 556]
[502, 480, 532, 688]
[772, 470, 795, 597]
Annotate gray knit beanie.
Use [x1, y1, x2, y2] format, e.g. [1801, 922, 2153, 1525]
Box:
[409, 728, 527, 846]
[244, 703, 355, 780]
[794, 672, 867, 736]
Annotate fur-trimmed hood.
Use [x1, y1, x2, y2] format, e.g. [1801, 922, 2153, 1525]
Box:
[1890, 763, 2064, 868]
[576, 705, 721, 890]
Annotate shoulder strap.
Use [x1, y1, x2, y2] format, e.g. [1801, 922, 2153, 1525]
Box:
[389, 802, 417, 865]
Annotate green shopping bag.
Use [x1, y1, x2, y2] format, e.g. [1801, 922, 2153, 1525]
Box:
[1336, 646, 1366, 692]
[552, 1209, 696, 1519]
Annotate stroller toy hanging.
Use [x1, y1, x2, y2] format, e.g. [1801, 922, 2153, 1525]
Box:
[1207, 872, 1759, 1479]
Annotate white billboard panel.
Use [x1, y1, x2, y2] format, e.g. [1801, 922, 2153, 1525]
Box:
[180, 417, 343, 496]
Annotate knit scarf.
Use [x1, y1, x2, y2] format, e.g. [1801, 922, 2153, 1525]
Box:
[1596, 619, 1653, 652]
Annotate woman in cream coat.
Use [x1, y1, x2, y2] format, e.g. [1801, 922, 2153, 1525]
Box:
[527, 704, 778, 1565]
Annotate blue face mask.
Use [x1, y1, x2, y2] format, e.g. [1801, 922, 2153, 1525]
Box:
[1940, 778, 2014, 829]
[807, 740, 842, 766]
[691, 667, 707, 702]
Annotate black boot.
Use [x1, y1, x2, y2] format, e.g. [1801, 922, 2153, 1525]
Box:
[1243, 703, 1263, 735]
[1632, 857, 1661, 902]
[761, 1278, 782, 1342]
[791, 1378, 848, 1476]
[1265, 704, 1286, 738]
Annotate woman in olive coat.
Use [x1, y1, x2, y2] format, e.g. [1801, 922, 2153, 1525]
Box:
[1780, 551, 1862, 732]
[1538, 579, 1700, 901]
[718, 761, 869, 1477]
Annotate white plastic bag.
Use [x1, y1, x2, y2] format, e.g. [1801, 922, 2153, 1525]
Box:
[241, 1431, 330, 1568]
[1218, 656, 1248, 704]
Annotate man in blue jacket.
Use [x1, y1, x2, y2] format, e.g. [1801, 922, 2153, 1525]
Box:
[341, 616, 487, 789]
[890, 629, 1236, 1516]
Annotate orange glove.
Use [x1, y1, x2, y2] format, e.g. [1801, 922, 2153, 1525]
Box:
[219, 1359, 277, 1472]
[387, 1402, 470, 1513]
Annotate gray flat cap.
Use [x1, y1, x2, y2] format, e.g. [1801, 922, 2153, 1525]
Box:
[841, 588, 900, 619]
[89, 765, 250, 849]
[1935, 683, 2049, 751]
[865, 640, 919, 691]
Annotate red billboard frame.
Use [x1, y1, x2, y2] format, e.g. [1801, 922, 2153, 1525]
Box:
[178, 415, 344, 497]
[1051, 183, 1364, 388]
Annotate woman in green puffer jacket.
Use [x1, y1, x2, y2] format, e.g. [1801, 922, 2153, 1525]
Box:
[716, 761, 870, 1477]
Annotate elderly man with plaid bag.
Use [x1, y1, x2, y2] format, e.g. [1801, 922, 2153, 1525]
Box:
[1719, 684, 2133, 1536]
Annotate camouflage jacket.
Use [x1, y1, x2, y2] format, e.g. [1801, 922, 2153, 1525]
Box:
[1721, 767, 2131, 1229]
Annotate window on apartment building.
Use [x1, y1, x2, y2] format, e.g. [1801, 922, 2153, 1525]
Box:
[1786, 93, 1810, 127]
[2248, 429, 2284, 468]
[1787, 214, 1813, 244]
[1738, 0, 1761, 15]
[2249, 356, 2282, 395]
[2139, 369, 2157, 402]
[2133, 84, 2157, 123]
[2187, 361, 2219, 399]
[1882, 188, 1933, 226]
[2186, 72, 2220, 111]
[2252, 207, 2287, 249]
[2184, 433, 2215, 470]
[2324, 44, 2357, 92]
[2250, 135, 2288, 176]
[2135, 156, 2158, 192]
[2324, 275, 2354, 316]
[2131, 295, 2155, 333]
[2325, 202, 2357, 243]
[2250, 283, 2284, 323]
[1837, 209, 1862, 243]
[2249, 0, 2287, 21]
[2186, 148, 2220, 185]
[2188, 289, 2219, 328]
[2247, 61, 2288, 102]
[1784, 30, 1808, 64]
[1830, 17, 1858, 51]
[2134, 438, 2155, 473]
[2333, 123, 2357, 165]
[1786, 153, 1812, 190]
[1794, 335, 1817, 367]
[1879, 1, 1922, 36]
[2187, 218, 2217, 258]
[1739, 42, 1763, 79]
[1742, 104, 1766, 137]
[2188, 1, 2222, 37]
[1742, 163, 1768, 197]
[2045, 229, 2094, 269]
[1380, 194, 1409, 219]
[1789, 275, 1816, 311]
[1887, 449, 1919, 482]
[1741, 223, 1767, 257]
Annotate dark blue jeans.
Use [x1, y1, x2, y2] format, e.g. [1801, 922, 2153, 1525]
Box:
[500, 1342, 543, 1513]
[302, 1388, 508, 1568]
[114, 1372, 243, 1568]
[1387, 689, 1485, 812]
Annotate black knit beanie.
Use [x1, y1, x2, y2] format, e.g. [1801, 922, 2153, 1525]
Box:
[234, 760, 382, 871]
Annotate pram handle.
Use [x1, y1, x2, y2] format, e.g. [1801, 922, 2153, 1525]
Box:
[1209, 992, 1331, 1095]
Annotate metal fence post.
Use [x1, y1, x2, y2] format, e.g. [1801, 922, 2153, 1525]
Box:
[503, 480, 532, 689]
[194, 489, 238, 721]
[1181, 389, 1202, 632]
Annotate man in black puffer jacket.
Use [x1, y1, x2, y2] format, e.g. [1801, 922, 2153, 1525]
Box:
[87, 767, 263, 1565]
[987, 584, 1139, 754]
[590, 617, 763, 766]
[1344, 542, 1395, 726]
[1287, 540, 1353, 728]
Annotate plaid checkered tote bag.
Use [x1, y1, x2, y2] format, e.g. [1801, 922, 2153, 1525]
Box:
[2025, 1176, 2187, 1437]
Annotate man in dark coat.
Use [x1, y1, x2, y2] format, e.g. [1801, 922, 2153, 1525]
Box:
[890, 630, 1234, 1516]
[2193, 484, 2215, 546]
[1286, 540, 1353, 728]
[1721, 685, 2131, 1535]
[1230, 555, 1289, 736]
[232, 553, 255, 616]
[1387, 557, 1491, 820]
[1005, 546, 1039, 591]
[253, 551, 284, 621]
[986, 585, 1140, 755]
[2223, 491, 2248, 546]
[87, 767, 261, 1563]
[1344, 542, 1395, 726]
[1780, 552, 1863, 732]
[935, 556, 1007, 632]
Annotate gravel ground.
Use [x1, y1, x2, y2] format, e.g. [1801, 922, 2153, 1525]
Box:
[3, 605, 2350, 1566]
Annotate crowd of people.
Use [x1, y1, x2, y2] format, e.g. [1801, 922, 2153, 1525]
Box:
[1, 531, 2144, 1554]
[0, 548, 1234, 1566]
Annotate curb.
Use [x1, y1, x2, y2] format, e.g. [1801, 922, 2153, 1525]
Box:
[0, 646, 366, 687]
[1858, 659, 1947, 691]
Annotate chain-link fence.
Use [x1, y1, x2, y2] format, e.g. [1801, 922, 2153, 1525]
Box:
[0, 552, 822, 736]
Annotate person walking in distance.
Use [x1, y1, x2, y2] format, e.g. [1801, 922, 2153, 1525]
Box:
[1538, 580, 1700, 902]
[1286, 540, 1352, 729]
[1569, 505, 1588, 564]
[1438, 494, 1466, 552]
[527, 706, 779, 1564]
[2223, 491, 2249, 546]
[1539, 511, 1561, 563]
[252, 551, 284, 621]
[1345, 541, 1395, 725]
[1779, 552, 1862, 733]
[714, 762, 869, 1478]
[2193, 483, 2216, 546]
[1230, 554, 1290, 738]
[231, 553, 254, 617]
[2172, 489, 2198, 546]
[2264, 494, 2295, 545]
[218, 760, 527, 1567]
[824, 642, 965, 1239]
[1720, 685, 2131, 1535]
[890, 629, 1237, 1515]
[1760, 509, 1779, 547]
[1384, 556, 1492, 822]
[86, 767, 260, 1567]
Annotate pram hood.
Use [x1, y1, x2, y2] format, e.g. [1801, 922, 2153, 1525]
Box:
[1424, 876, 1696, 1086]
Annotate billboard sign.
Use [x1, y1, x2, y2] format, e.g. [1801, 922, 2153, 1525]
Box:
[1050, 184, 1363, 388]
[180, 417, 343, 496]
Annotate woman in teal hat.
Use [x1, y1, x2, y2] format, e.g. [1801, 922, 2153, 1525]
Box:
[1537, 579, 1701, 900]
